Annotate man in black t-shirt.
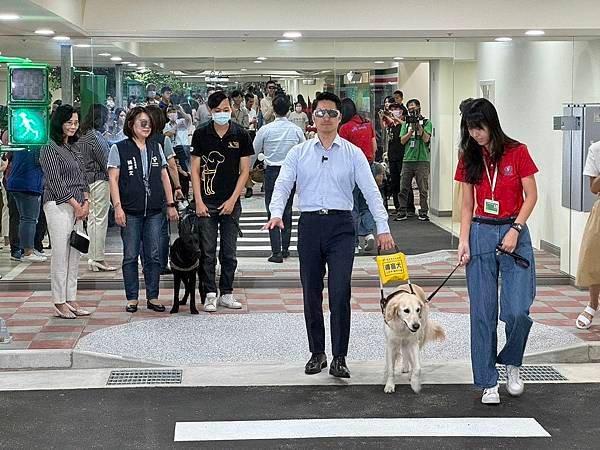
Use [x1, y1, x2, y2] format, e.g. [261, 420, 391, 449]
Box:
[190, 91, 254, 312]
[387, 102, 415, 216]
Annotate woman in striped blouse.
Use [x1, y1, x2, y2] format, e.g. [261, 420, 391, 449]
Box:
[40, 105, 91, 319]
[79, 104, 116, 272]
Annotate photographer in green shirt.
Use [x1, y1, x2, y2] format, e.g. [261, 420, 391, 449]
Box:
[397, 99, 433, 221]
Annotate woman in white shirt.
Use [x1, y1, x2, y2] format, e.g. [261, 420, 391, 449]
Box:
[575, 141, 600, 329]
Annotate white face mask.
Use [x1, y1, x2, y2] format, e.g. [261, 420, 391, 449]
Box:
[168, 113, 177, 121]
[213, 111, 231, 125]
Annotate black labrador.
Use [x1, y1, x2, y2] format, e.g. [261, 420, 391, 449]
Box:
[169, 209, 203, 314]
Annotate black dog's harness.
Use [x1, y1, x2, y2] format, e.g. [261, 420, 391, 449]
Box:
[170, 259, 200, 272]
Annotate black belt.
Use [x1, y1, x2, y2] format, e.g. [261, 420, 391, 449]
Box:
[472, 216, 516, 225]
[302, 209, 351, 216]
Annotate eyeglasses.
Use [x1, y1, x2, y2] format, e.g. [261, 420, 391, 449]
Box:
[496, 245, 530, 268]
[314, 109, 340, 119]
[136, 120, 151, 129]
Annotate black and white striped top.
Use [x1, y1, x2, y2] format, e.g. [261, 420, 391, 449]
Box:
[39, 140, 89, 205]
[78, 129, 110, 184]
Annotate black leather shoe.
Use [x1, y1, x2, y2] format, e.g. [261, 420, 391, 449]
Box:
[125, 301, 138, 313]
[282, 250, 290, 259]
[245, 188, 253, 198]
[329, 356, 351, 378]
[305, 353, 327, 375]
[146, 300, 166, 312]
[268, 253, 284, 263]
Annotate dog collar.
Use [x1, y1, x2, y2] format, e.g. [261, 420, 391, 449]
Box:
[380, 283, 416, 316]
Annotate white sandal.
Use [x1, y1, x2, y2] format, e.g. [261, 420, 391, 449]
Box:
[576, 305, 596, 330]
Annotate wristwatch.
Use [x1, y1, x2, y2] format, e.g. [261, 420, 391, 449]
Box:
[511, 223, 524, 233]
[175, 186, 182, 190]
[166, 202, 176, 208]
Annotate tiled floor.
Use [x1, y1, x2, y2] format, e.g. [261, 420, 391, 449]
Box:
[0, 247, 565, 282]
[0, 285, 597, 350]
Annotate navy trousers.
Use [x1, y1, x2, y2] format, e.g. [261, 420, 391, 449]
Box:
[297, 211, 355, 357]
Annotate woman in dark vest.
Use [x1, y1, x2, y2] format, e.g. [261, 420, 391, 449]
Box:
[107, 106, 178, 313]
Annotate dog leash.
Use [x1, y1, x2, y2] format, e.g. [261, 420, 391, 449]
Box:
[379, 250, 497, 314]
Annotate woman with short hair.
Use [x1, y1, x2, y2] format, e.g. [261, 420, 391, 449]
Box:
[456, 98, 538, 405]
[40, 104, 91, 319]
[107, 106, 178, 313]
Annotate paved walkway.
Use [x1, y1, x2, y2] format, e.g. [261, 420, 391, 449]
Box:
[0, 248, 565, 283]
[0, 285, 597, 351]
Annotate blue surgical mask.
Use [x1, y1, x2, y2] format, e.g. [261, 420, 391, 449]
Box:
[213, 112, 231, 125]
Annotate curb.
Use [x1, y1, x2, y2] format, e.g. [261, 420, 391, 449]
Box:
[1, 342, 599, 371]
[523, 341, 600, 364]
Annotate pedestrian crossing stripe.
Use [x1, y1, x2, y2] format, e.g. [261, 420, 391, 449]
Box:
[174, 418, 551, 441]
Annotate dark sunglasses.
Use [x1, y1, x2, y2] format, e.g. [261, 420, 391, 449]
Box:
[136, 120, 151, 129]
[496, 245, 530, 268]
[314, 109, 340, 119]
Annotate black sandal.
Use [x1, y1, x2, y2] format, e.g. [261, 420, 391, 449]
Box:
[126, 301, 139, 313]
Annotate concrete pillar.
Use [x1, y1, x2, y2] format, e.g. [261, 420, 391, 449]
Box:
[428, 59, 455, 217]
[114, 64, 123, 108]
[60, 44, 73, 105]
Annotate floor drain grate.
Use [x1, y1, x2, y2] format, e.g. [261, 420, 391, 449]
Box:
[107, 369, 183, 386]
[497, 365, 567, 382]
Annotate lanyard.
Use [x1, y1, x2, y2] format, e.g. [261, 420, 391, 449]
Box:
[484, 161, 499, 200]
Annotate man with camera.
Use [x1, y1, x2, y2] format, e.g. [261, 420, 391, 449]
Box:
[386, 102, 415, 217]
[397, 99, 433, 221]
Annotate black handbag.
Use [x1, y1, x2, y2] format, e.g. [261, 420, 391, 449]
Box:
[69, 226, 90, 253]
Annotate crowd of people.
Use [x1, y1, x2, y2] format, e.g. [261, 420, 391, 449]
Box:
[1, 79, 599, 404]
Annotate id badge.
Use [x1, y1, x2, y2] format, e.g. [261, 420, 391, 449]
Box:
[410, 139, 416, 148]
[484, 199, 500, 215]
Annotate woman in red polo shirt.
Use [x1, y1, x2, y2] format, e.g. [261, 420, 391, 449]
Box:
[455, 98, 538, 405]
[339, 98, 378, 253]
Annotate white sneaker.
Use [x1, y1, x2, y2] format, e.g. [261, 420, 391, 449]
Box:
[204, 293, 218, 312]
[218, 293, 242, 309]
[364, 234, 375, 251]
[354, 246, 361, 255]
[33, 249, 46, 258]
[481, 384, 500, 404]
[506, 365, 525, 396]
[23, 253, 47, 263]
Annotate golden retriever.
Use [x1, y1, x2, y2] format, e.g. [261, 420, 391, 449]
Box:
[383, 284, 445, 394]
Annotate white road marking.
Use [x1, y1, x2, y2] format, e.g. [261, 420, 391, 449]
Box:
[2, 262, 33, 281]
[174, 418, 551, 441]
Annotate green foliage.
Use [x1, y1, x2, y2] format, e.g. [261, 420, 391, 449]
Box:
[125, 71, 185, 93]
[0, 105, 8, 129]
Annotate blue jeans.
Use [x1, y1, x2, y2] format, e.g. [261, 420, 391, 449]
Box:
[264, 165, 295, 255]
[466, 220, 536, 388]
[352, 186, 375, 245]
[121, 212, 163, 301]
[140, 211, 170, 272]
[11, 192, 41, 250]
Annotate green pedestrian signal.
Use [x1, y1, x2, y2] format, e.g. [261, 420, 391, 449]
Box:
[4, 62, 50, 148]
[8, 106, 49, 146]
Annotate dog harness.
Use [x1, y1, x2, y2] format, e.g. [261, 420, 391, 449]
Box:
[170, 260, 200, 272]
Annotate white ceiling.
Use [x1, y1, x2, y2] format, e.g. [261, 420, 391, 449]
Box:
[1, 0, 599, 76]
